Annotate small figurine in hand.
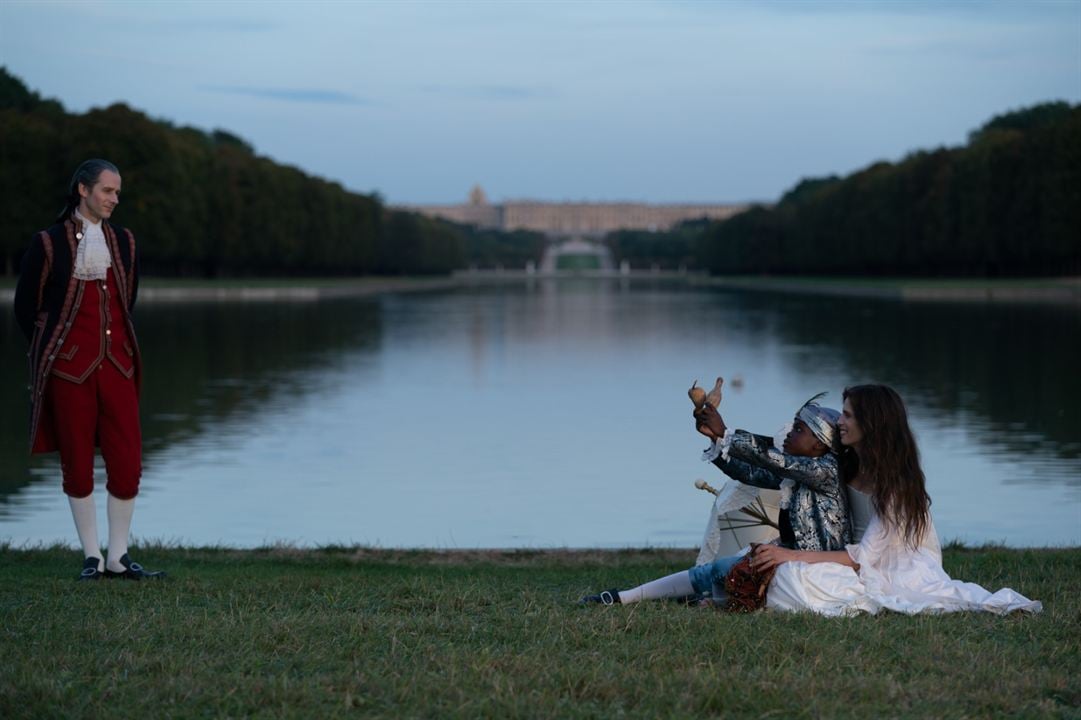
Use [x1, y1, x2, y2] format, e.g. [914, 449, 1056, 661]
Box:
[690, 377, 727, 440]
[688, 377, 724, 409]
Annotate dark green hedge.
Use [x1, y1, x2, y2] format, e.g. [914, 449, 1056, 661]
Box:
[0, 68, 515, 277]
[698, 102, 1081, 277]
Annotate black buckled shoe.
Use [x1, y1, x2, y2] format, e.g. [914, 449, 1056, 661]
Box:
[104, 553, 166, 581]
[78, 556, 104, 581]
[579, 588, 622, 605]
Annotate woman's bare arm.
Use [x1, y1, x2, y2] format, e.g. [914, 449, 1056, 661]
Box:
[751, 545, 858, 572]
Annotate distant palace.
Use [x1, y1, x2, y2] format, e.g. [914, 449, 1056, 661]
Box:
[404, 186, 749, 237]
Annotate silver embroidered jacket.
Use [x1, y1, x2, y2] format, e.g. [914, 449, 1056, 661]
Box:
[714, 431, 852, 552]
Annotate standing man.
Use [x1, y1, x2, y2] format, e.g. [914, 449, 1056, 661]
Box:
[14, 159, 164, 581]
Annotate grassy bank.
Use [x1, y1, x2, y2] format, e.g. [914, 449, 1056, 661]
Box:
[1, 545, 1077, 719]
[2, 275, 1079, 304]
[694, 275, 1081, 303]
[0, 276, 461, 303]
[136, 276, 461, 302]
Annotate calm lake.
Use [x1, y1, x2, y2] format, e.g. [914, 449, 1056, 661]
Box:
[2, 279, 1078, 549]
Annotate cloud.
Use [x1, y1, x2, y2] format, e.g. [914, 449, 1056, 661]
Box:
[204, 86, 370, 105]
[419, 84, 555, 101]
[168, 18, 277, 33]
[863, 35, 1019, 62]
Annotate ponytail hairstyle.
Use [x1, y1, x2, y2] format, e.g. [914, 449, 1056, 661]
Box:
[842, 384, 931, 548]
[57, 159, 120, 221]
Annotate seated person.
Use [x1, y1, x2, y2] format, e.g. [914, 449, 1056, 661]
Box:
[581, 393, 851, 605]
[755, 384, 1040, 616]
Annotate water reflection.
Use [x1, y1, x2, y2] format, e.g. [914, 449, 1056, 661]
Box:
[1, 280, 1077, 547]
[716, 291, 1081, 467]
[140, 300, 383, 453]
[0, 301, 383, 504]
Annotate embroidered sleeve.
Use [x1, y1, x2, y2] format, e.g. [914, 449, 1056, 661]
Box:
[710, 455, 784, 491]
[726, 431, 842, 496]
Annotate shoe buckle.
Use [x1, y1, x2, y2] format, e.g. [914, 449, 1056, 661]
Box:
[80, 567, 97, 578]
[600, 590, 616, 605]
[129, 562, 143, 572]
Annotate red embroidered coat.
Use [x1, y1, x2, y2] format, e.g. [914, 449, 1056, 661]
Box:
[13, 216, 141, 452]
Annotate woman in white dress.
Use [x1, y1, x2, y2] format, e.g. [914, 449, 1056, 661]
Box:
[751, 384, 1042, 617]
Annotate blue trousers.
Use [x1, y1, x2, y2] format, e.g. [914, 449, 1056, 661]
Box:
[688, 553, 742, 595]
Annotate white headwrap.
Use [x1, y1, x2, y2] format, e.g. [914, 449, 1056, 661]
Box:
[796, 392, 841, 452]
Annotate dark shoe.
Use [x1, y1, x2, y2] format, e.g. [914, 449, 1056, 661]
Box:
[104, 553, 166, 580]
[579, 588, 621, 605]
[78, 556, 103, 581]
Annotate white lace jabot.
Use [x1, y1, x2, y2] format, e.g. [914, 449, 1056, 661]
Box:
[73, 209, 111, 281]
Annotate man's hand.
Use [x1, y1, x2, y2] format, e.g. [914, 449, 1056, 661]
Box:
[694, 404, 727, 440]
[751, 544, 799, 572]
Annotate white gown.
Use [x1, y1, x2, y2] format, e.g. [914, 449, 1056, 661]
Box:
[766, 508, 1043, 617]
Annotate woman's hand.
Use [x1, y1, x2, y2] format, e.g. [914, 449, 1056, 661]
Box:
[751, 544, 799, 572]
[694, 404, 727, 440]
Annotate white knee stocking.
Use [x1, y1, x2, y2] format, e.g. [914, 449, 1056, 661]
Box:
[618, 570, 695, 604]
[106, 493, 135, 572]
[68, 494, 102, 571]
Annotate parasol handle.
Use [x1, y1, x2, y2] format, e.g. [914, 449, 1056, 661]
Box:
[694, 479, 719, 496]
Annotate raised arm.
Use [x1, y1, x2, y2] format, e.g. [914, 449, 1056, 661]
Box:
[726, 431, 842, 497]
[711, 454, 784, 491]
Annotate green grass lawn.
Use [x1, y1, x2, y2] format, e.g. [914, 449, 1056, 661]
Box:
[1, 545, 1076, 719]
[3, 275, 1077, 302]
[704, 275, 1081, 289]
[555, 255, 603, 271]
[138, 276, 445, 289]
[689, 275, 1081, 304]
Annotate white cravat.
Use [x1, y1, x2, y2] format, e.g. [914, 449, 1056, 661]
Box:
[73, 209, 112, 281]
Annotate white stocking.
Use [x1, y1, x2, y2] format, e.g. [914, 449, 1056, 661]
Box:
[68, 494, 102, 571]
[618, 570, 695, 604]
[106, 493, 135, 572]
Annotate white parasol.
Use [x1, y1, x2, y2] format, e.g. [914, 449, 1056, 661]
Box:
[694, 479, 781, 566]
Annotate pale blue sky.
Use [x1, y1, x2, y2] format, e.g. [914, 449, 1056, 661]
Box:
[2, 0, 1078, 204]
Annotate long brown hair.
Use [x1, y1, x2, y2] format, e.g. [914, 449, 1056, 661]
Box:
[841, 384, 931, 548]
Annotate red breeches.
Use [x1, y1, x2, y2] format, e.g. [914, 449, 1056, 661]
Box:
[45, 361, 142, 499]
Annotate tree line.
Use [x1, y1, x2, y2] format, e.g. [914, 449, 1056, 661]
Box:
[617, 102, 1079, 277]
[1, 68, 543, 278]
[4, 66, 1076, 278]
[604, 219, 708, 271]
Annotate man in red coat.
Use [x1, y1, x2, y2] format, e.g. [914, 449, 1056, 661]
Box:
[14, 159, 164, 581]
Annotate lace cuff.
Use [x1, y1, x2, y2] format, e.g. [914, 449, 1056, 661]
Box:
[701, 428, 735, 462]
